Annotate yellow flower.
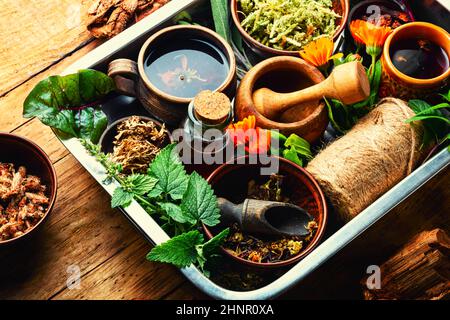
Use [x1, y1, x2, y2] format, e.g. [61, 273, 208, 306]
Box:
[299, 37, 343, 69]
[350, 19, 392, 57]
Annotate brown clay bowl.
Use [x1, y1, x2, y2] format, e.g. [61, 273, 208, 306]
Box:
[235, 56, 329, 143]
[0, 133, 57, 246]
[231, 0, 349, 57]
[204, 156, 328, 269]
[99, 116, 173, 154]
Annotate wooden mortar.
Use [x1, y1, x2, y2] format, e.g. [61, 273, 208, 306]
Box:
[235, 56, 329, 143]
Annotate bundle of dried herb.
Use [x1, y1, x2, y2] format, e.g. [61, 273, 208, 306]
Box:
[112, 116, 168, 174]
[239, 0, 340, 50]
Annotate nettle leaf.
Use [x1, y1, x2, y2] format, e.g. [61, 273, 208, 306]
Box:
[111, 187, 134, 208]
[147, 230, 204, 268]
[200, 228, 230, 257]
[127, 174, 158, 195]
[23, 69, 115, 143]
[159, 202, 187, 224]
[149, 144, 189, 200]
[181, 172, 220, 227]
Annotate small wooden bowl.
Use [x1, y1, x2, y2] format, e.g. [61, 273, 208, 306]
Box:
[235, 56, 329, 143]
[99, 116, 173, 154]
[0, 133, 57, 246]
[231, 0, 349, 57]
[204, 156, 328, 269]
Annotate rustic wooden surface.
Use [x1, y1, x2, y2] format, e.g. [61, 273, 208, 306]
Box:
[0, 0, 448, 300]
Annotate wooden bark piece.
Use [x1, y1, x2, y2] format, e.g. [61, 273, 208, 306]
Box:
[363, 229, 450, 300]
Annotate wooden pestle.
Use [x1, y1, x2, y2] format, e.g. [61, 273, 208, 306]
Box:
[252, 61, 370, 120]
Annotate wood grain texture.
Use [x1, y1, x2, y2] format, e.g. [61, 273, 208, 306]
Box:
[0, 41, 99, 133]
[0, 0, 93, 96]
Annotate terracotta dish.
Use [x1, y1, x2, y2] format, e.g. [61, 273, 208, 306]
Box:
[204, 156, 328, 268]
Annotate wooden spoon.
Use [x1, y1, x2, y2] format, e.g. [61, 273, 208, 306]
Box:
[252, 61, 370, 120]
[218, 198, 314, 237]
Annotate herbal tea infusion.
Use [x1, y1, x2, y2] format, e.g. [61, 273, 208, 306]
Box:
[144, 38, 229, 98]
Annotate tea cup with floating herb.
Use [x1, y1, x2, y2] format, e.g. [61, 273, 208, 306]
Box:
[380, 22, 450, 100]
[107, 25, 237, 125]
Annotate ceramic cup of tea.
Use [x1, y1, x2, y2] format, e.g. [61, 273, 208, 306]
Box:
[380, 22, 450, 100]
[107, 25, 237, 126]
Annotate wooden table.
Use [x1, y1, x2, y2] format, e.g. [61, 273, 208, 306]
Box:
[0, 0, 448, 300]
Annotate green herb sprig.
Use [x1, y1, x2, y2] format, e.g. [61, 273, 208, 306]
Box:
[406, 92, 450, 149]
[81, 141, 229, 274]
[270, 131, 313, 167]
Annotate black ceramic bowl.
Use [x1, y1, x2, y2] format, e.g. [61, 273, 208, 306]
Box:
[0, 133, 57, 245]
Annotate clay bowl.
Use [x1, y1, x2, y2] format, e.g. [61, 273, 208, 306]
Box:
[231, 0, 349, 57]
[204, 156, 327, 269]
[380, 22, 450, 100]
[0, 133, 57, 246]
[235, 56, 329, 143]
[347, 0, 414, 32]
[99, 116, 172, 154]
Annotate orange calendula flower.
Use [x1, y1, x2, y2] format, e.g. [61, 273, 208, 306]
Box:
[299, 37, 343, 69]
[227, 116, 271, 154]
[350, 19, 392, 58]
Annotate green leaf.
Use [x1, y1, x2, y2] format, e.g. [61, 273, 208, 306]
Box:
[147, 230, 204, 268]
[283, 148, 303, 167]
[23, 69, 115, 143]
[200, 228, 230, 257]
[407, 99, 450, 148]
[127, 174, 158, 195]
[149, 144, 189, 200]
[180, 172, 220, 226]
[210, 0, 230, 42]
[159, 202, 187, 224]
[111, 187, 134, 208]
[284, 134, 312, 159]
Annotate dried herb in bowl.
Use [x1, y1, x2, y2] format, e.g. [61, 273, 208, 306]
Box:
[112, 116, 168, 174]
[223, 174, 318, 263]
[238, 0, 341, 51]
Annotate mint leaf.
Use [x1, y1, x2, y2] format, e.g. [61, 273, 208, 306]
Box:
[111, 187, 134, 208]
[181, 172, 220, 227]
[149, 144, 189, 200]
[159, 202, 187, 224]
[127, 174, 158, 195]
[147, 230, 204, 268]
